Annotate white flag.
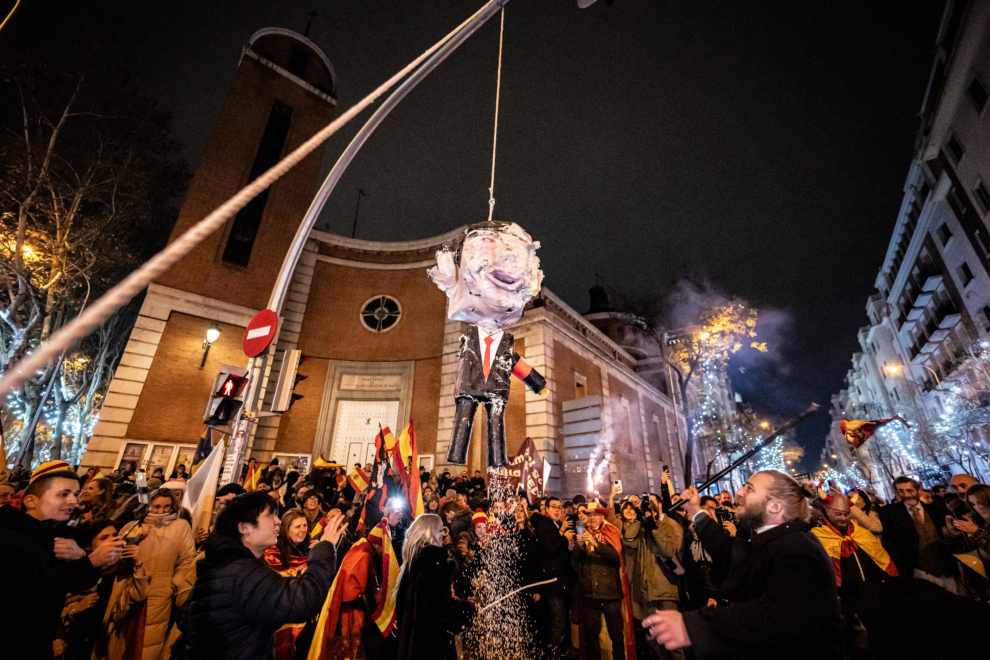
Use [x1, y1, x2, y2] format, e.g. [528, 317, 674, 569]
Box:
[183, 438, 226, 536]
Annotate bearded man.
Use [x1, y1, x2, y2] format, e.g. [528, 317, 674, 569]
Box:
[642, 470, 843, 659]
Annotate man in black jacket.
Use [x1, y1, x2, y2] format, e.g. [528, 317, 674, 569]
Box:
[643, 470, 843, 660]
[531, 496, 575, 657]
[185, 491, 345, 660]
[878, 476, 960, 593]
[0, 460, 123, 660]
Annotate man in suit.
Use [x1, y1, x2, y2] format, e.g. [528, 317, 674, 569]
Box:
[447, 324, 546, 467]
[642, 471, 844, 659]
[878, 476, 961, 594]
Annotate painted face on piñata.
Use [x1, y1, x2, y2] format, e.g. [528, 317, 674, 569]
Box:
[428, 222, 543, 333]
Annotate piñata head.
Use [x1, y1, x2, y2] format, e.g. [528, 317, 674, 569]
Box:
[428, 221, 543, 334]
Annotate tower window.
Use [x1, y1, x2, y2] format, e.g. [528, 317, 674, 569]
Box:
[222, 101, 294, 267]
[973, 178, 990, 215]
[967, 76, 989, 114]
[287, 48, 310, 78]
[936, 223, 952, 246]
[958, 262, 975, 287]
[946, 133, 965, 165]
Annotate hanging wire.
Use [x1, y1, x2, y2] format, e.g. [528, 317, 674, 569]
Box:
[487, 7, 505, 223]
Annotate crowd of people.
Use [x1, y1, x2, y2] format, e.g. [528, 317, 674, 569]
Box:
[2, 456, 990, 660]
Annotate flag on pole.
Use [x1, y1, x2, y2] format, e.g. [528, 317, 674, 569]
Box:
[313, 454, 343, 469]
[183, 438, 226, 537]
[396, 422, 424, 517]
[505, 437, 546, 505]
[840, 415, 910, 449]
[242, 461, 261, 492]
[347, 466, 369, 492]
[190, 427, 215, 476]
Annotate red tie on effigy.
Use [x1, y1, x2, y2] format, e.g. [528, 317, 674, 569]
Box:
[483, 336, 494, 379]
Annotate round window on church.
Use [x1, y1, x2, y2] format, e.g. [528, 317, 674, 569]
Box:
[360, 295, 402, 333]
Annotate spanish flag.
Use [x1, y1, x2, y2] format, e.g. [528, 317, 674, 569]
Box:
[310, 515, 327, 539]
[243, 461, 261, 492]
[347, 466, 369, 493]
[306, 521, 399, 660]
[396, 422, 424, 517]
[840, 415, 910, 449]
[313, 454, 343, 469]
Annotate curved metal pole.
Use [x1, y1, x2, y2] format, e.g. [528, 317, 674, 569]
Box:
[266, 0, 508, 315]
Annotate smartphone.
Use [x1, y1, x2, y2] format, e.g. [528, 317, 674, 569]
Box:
[576, 520, 585, 536]
[614, 480, 623, 494]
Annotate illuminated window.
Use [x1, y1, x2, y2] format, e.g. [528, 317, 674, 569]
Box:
[360, 296, 402, 333]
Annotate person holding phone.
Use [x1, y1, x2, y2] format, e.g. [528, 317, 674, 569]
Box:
[185, 492, 346, 660]
[530, 496, 576, 656]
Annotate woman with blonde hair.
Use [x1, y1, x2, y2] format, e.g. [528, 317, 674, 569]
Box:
[394, 513, 476, 660]
[72, 478, 115, 527]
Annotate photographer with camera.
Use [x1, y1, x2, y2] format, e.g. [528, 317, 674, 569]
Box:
[620, 469, 684, 660]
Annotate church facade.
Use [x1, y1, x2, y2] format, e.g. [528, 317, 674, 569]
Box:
[80, 28, 687, 496]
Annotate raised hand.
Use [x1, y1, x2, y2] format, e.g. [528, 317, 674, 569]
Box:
[680, 486, 702, 517]
[321, 514, 346, 546]
[89, 537, 126, 568]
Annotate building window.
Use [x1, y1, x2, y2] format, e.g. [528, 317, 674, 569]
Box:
[967, 76, 989, 114]
[946, 133, 965, 165]
[574, 372, 587, 399]
[975, 231, 990, 258]
[936, 222, 952, 246]
[958, 262, 975, 287]
[973, 178, 990, 215]
[222, 100, 294, 267]
[360, 296, 402, 333]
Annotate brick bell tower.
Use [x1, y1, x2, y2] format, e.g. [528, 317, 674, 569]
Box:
[80, 29, 337, 472]
[156, 28, 337, 309]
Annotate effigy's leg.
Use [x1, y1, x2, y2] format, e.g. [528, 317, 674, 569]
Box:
[484, 398, 508, 468]
[447, 396, 479, 464]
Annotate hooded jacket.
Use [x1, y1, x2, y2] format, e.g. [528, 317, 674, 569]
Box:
[184, 535, 337, 660]
[0, 506, 102, 660]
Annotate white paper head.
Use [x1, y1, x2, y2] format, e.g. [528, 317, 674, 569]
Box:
[428, 222, 543, 333]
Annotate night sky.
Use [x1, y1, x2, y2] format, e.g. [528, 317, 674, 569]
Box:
[6, 0, 945, 469]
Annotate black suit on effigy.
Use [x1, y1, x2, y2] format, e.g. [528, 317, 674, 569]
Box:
[447, 326, 546, 468]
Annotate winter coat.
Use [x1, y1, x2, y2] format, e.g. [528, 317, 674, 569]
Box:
[529, 512, 575, 596]
[621, 516, 682, 604]
[184, 535, 337, 660]
[0, 506, 102, 660]
[395, 544, 476, 660]
[571, 530, 623, 601]
[682, 516, 843, 659]
[447, 505, 473, 541]
[137, 513, 196, 660]
[91, 564, 151, 660]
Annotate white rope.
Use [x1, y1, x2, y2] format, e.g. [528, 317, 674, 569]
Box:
[479, 577, 555, 613]
[0, 1, 499, 399]
[487, 7, 505, 222]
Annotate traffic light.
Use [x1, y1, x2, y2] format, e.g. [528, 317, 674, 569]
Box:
[205, 365, 248, 428]
[271, 349, 311, 413]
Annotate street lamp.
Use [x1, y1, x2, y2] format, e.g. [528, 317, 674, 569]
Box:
[760, 421, 769, 429]
[699, 331, 711, 340]
[886, 363, 942, 390]
[201, 322, 221, 368]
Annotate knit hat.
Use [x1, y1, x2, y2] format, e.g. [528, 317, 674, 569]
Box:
[471, 508, 488, 527]
[29, 460, 76, 485]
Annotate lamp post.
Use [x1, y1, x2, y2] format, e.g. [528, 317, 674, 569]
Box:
[201, 322, 221, 368]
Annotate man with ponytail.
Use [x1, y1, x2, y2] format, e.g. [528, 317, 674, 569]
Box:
[642, 470, 843, 659]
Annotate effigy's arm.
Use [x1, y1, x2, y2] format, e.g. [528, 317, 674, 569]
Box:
[512, 353, 547, 396]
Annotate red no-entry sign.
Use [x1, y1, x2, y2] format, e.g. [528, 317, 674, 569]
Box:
[243, 309, 279, 357]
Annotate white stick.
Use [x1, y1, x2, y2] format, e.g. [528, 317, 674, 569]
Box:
[479, 578, 557, 613]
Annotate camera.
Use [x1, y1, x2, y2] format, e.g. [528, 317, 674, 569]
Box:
[714, 507, 735, 525]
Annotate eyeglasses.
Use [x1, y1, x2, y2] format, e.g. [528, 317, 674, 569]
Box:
[548, 504, 563, 510]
